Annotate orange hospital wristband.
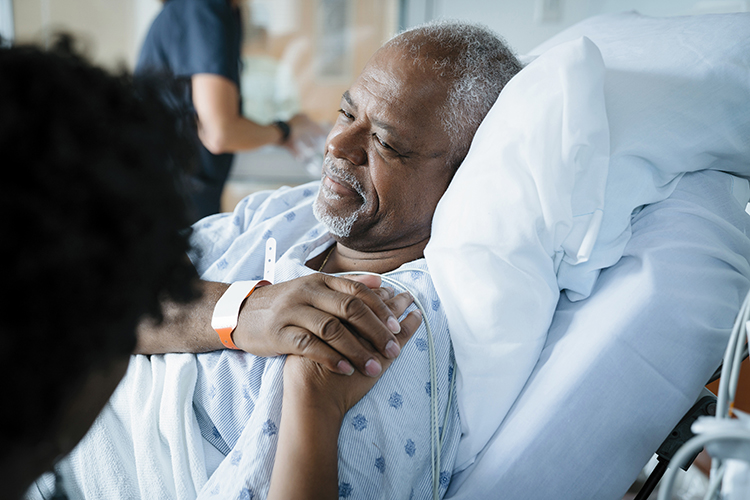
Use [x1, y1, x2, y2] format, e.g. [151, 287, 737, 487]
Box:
[211, 280, 270, 349]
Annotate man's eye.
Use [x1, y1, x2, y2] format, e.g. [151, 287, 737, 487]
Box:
[338, 109, 354, 121]
[374, 134, 393, 151]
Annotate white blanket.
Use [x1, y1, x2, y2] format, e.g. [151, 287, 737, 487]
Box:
[55, 354, 208, 499]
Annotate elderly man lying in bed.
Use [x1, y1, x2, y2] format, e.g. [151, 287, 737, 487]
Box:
[53, 21, 523, 499]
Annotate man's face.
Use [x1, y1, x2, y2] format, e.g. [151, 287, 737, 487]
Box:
[313, 44, 456, 253]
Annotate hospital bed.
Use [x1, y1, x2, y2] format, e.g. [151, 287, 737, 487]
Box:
[424, 11, 750, 500]
[34, 11, 750, 500]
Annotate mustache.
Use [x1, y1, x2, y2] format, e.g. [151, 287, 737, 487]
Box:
[323, 156, 367, 200]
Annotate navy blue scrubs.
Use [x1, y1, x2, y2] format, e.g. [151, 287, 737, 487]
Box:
[136, 0, 242, 222]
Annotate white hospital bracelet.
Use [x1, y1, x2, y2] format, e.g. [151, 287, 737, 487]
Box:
[211, 280, 270, 349]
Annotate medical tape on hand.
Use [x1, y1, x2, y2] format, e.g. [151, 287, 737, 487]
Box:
[212, 280, 270, 349]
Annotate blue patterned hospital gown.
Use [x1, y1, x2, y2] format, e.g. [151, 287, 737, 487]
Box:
[190, 181, 460, 499]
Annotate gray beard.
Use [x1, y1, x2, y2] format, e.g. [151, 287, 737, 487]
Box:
[313, 159, 367, 238]
[313, 197, 360, 237]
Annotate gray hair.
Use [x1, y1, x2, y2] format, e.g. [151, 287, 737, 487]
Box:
[386, 20, 523, 169]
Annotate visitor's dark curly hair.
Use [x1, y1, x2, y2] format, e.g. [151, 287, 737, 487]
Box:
[0, 36, 200, 448]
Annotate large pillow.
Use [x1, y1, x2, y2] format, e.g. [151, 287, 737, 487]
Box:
[424, 36, 610, 470]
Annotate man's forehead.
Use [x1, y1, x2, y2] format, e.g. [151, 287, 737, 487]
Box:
[362, 44, 442, 93]
[342, 90, 397, 132]
[345, 46, 450, 130]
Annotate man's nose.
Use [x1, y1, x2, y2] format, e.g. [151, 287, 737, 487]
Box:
[326, 123, 367, 166]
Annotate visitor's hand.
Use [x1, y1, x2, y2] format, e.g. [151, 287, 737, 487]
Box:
[282, 306, 422, 418]
[233, 273, 416, 377]
[267, 307, 420, 500]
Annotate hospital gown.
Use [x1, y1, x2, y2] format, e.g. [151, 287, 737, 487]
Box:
[50, 181, 460, 500]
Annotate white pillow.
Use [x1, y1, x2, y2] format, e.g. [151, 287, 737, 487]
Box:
[424, 36, 610, 470]
[532, 11, 750, 298]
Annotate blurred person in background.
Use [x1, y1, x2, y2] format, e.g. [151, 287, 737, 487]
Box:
[136, 0, 327, 222]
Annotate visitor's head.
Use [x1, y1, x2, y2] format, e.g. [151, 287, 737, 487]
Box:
[0, 36, 198, 497]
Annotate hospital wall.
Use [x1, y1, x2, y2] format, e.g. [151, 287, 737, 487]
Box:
[404, 0, 750, 53]
[8, 0, 157, 69]
[9, 0, 750, 70]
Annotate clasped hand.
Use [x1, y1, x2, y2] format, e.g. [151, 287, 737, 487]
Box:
[232, 273, 418, 377]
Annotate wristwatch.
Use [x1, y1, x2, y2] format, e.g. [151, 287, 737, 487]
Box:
[272, 120, 291, 144]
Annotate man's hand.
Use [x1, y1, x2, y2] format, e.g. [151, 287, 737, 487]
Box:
[234, 273, 415, 377]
